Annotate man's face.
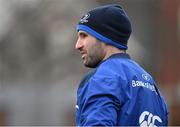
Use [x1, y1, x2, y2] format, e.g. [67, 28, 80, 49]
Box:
[75, 31, 105, 68]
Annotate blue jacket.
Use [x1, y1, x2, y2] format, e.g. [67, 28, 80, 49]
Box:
[76, 53, 168, 126]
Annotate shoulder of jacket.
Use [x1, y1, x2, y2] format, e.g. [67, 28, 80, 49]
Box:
[93, 59, 122, 78]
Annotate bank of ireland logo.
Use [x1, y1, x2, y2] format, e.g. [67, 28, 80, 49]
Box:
[139, 111, 162, 127]
[80, 13, 90, 23]
[142, 74, 151, 81]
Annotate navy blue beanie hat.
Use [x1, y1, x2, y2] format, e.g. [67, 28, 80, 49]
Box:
[77, 4, 132, 50]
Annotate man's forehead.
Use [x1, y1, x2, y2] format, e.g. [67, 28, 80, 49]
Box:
[78, 30, 88, 34]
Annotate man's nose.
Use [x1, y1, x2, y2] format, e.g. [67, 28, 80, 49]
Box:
[75, 39, 83, 50]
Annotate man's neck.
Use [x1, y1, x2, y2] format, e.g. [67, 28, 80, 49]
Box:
[103, 46, 125, 60]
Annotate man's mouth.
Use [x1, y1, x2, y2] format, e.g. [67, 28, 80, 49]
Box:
[81, 54, 87, 60]
[80, 51, 87, 60]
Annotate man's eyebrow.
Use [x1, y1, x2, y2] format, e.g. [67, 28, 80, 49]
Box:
[78, 31, 87, 34]
[78, 31, 88, 36]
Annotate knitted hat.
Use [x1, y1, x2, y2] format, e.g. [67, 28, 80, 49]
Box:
[76, 4, 132, 50]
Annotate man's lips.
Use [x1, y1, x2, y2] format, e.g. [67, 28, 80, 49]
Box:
[82, 54, 87, 59]
[80, 51, 87, 60]
[80, 50, 86, 54]
[80, 51, 87, 59]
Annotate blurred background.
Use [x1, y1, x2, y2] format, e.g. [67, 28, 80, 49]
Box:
[0, 0, 179, 125]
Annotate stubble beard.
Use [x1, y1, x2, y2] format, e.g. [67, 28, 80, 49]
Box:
[83, 45, 105, 68]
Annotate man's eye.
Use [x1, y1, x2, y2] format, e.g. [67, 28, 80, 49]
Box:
[79, 33, 88, 38]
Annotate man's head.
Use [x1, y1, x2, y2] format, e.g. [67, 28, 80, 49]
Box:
[75, 4, 132, 68]
[76, 30, 106, 68]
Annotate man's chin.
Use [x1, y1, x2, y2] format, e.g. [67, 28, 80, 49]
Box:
[83, 61, 98, 68]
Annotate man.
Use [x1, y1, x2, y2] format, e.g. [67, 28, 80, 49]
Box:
[75, 4, 168, 126]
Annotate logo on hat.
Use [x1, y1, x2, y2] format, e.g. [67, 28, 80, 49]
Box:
[80, 13, 90, 23]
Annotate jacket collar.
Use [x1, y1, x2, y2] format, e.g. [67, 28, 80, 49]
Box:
[108, 53, 131, 59]
[97, 53, 130, 67]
